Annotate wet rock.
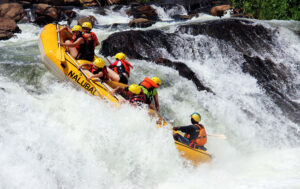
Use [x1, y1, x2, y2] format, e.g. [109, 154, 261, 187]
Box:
[80, 0, 98, 7]
[0, 3, 26, 22]
[126, 5, 159, 21]
[64, 9, 77, 25]
[171, 13, 199, 20]
[77, 15, 98, 26]
[242, 55, 300, 124]
[128, 18, 152, 28]
[155, 58, 213, 93]
[176, 19, 275, 56]
[100, 29, 178, 60]
[33, 4, 62, 25]
[0, 17, 21, 40]
[210, 4, 231, 17]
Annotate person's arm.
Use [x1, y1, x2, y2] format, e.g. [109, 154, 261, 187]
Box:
[61, 37, 84, 47]
[110, 86, 125, 96]
[87, 72, 104, 81]
[94, 36, 100, 47]
[173, 125, 193, 132]
[77, 62, 93, 70]
[153, 94, 160, 112]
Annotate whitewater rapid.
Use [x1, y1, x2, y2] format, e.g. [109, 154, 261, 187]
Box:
[1, 6, 300, 189]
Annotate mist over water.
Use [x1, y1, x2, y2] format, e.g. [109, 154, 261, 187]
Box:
[1, 6, 300, 189]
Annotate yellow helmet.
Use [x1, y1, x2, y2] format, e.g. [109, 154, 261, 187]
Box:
[151, 77, 161, 86]
[191, 112, 201, 122]
[128, 84, 141, 95]
[72, 25, 83, 32]
[93, 58, 105, 68]
[82, 22, 92, 30]
[115, 52, 126, 60]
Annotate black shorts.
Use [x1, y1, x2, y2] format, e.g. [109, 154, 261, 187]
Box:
[119, 73, 128, 84]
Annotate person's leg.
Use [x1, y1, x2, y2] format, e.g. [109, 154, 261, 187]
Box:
[173, 134, 190, 145]
[65, 40, 78, 58]
[106, 67, 120, 82]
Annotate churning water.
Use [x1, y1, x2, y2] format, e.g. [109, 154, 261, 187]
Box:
[0, 6, 300, 189]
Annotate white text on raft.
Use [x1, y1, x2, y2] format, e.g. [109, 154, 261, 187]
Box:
[68, 70, 96, 95]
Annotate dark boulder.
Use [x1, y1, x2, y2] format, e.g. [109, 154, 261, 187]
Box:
[33, 4, 62, 25]
[0, 3, 26, 22]
[128, 18, 153, 28]
[155, 58, 213, 93]
[100, 29, 179, 60]
[242, 55, 300, 124]
[126, 5, 159, 21]
[0, 17, 21, 40]
[176, 19, 275, 57]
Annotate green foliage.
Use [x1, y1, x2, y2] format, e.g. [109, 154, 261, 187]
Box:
[231, 0, 300, 20]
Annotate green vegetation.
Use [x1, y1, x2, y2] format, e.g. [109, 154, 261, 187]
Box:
[231, 0, 300, 20]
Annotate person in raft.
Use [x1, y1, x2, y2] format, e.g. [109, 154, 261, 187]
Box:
[57, 25, 87, 60]
[139, 77, 161, 112]
[110, 84, 146, 106]
[173, 112, 207, 151]
[108, 52, 133, 84]
[77, 58, 109, 81]
[81, 22, 100, 61]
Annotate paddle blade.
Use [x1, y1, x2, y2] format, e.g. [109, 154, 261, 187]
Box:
[56, 46, 65, 62]
[207, 134, 227, 139]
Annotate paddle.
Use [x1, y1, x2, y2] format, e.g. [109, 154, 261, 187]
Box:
[105, 57, 112, 65]
[207, 134, 227, 139]
[56, 24, 65, 62]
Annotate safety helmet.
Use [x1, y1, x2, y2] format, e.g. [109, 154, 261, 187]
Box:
[93, 58, 105, 68]
[82, 22, 92, 30]
[191, 112, 201, 122]
[151, 77, 161, 86]
[72, 25, 83, 32]
[128, 84, 141, 95]
[115, 52, 126, 60]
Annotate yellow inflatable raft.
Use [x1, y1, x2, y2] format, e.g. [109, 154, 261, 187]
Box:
[38, 23, 212, 165]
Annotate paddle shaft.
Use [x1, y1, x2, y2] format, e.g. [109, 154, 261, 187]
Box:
[105, 57, 112, 65]
[207, 134, 227, 139]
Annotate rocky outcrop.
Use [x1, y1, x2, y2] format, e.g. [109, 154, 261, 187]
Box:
[33, 4, 62, 25]
[126, 5, 159, 21]
[176, 19, 275, 57]
[210, 4, 231, 17]
[171, 13, 199, 20]
[155, 58, 213, 93]
[0, 17, 21, 40]
[100, 29, 179, 60]
[128, 18, 152, 28]
[0, 3, 26, 22]
[242, 55, 300, 124]
[77, 15, 98, 26]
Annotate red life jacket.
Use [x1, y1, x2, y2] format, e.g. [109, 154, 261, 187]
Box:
[127, 90, 146, 105]
[112, 60, 133, 76]
[188, 123, 207, 148]
[82, 32, 98, 61]
[72, 35, 87, 60]
[140, 77, 158, 89]
[89, 65, 109, 81]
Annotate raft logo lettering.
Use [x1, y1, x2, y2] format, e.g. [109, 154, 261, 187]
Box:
[68, 70, 96, 95]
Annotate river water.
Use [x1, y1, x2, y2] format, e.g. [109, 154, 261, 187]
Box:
[0, 5, 300, 189]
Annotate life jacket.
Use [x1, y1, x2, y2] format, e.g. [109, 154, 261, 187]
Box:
[112, 60, 133, 76]
[127, 90, 146, 105]
[72, 34, 87, 60]
[89, 65, 109, 81]
[139, 77, 158, 100]
[82, 32, 97, 60]
[187, 123, 207, 148]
